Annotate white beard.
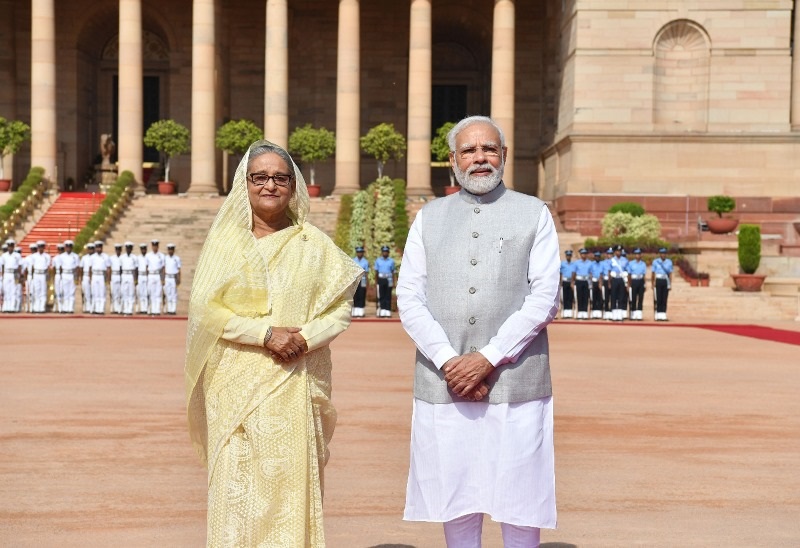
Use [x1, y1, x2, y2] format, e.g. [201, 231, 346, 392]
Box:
[453, 160, 504, 195]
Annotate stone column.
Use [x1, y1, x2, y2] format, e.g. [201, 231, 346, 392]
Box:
[491, 0, 515, 188]
[406, 0, 433, 197]
[264, 0, 288, 147]
[792, 0, 800, 129]
[190, 0, 217, 194]
[30, 0, 57, 180]
[118, 0, 143, 184]
[334, 0, 361, 194]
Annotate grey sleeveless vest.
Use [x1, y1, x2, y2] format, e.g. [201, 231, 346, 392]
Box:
[414, 183, 552, 404]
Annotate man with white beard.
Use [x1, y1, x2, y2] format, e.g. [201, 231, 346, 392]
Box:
[60, 240, 80, 313]
[397, 116, 559, 547]
[79, 242, 95, 313]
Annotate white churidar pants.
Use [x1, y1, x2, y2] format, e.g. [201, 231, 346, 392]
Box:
[405, 396, 556, 529]
[91, 273, 106, 314]
[121, 273, 135, 314]
[2, 274, 17, 311]
[164, 276, 177, 313]
[32, 273, 48, 312]
[54, 273, 62, 312]
[61, 275, 76, 313]
[110, 273, 122, 313]
[443, 513, 541, 548]
[147, 274, 162, 314]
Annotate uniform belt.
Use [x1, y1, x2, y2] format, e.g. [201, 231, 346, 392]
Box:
[609, 272, 619, 277]
[122, 269, 135, 274]
[165, 274, 177, 278]
[148, 272, 161, 276]
[34, 269, 48, 274]
[92, 270, 106, 274]
[575, 275, 588, 281]
[62, 269, 74, 274]
[592, 278, 600, 282]
[378, 273, 392, 278]
[630, 274, 644, 280]
[655, 274, 669, 279]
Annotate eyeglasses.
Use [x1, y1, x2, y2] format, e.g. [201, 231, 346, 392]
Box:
[247, 172, 293, 188]
[456, 146, 502, 159]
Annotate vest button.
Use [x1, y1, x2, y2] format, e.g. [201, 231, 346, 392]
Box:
[470, 346, 477, 352]
[470, 259, 477, 265]
[469, 287, 476, 294]
[468, 317, 476, 325]
[474, 207, 480, 214]
[472, 232, 479, 238]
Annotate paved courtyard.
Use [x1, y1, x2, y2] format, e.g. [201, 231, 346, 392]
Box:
[1, 318, 798, 547]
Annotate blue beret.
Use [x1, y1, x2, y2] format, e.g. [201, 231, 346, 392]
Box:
[565, 250, 573, 256]
[381, 245, 390, 252]
[633, 248, 642, 254]
[579, 248, 588, 254]
[594, 251, 601, 257]
[355, 246, 364, 252]
[659, 247, 668, 253]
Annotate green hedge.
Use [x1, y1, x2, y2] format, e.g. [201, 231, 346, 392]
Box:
[74, 171, 134, 252]
[608, 201, 645, 217]
[0, 167, 46, 222]
[737, 224, 761, 274]
[393, 178, 409, 252]
[334, 194, 354, 255]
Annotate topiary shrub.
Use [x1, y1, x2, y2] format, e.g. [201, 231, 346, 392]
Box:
[737, 224, 761, 274]
[707, 195, 735, 218]
[608, 201, 645, 217]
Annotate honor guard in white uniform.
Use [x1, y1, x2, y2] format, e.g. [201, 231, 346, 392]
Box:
[136, 243, 149, 313]
[651, 248, 673, 321]
[79, 243, 95, 313]
[52, 243, 65, 312]
[145, 239, 165, 315]
[0, 243, 5, 309]
[1, 239, 21, 312]
[90, 241, 111, 314]
[109, 243, 123, 314]
[163, 243, 181, 315]
[22, 243, 37, 312]
[351, 246, 369, 318]
[60, 240, 80, 313]
[119, 242, 138, 315]
[31, 241, 51, 313]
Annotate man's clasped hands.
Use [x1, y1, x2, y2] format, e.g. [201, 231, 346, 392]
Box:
[443, 352, 494, 401]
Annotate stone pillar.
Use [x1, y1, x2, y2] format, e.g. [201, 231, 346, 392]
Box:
[30, 0, 57, 180]
[792, 0, 800, 129]
[118, 0, 143, 184]
[190, 0, 217, 194]
[264, 0, 288, 147]
[334, 0, 361, 194]
[406, 0, 433, 197]
[491, 0, 515, 188]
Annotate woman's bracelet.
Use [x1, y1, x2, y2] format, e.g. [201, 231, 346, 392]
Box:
[263, 326, 273, 347]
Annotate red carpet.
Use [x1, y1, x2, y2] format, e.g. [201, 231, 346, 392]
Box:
[695, 324, 800, 346]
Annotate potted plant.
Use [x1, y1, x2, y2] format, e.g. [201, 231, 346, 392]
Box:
[732, 224, 766, 291]
[288, 123, 336, 197]
[143, 119, 190, 194]
[0, 117, 32, 191]
[431, 121, 459, 195]
[215, 119, 263, 194]
[706, 195, 738, 234]
[360, 123, 406, 180]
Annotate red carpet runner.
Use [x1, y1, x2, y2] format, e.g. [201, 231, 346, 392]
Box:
[695, 324, 800, 347]
[19, 192, 105, 252]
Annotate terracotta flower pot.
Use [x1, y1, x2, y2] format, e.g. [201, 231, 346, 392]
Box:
[157, 181, 176, 195]
[307, 184, 322, 197]
[0, 179, 11, 192]
[731, 273, 766, 292]
[444, 185, 461, 195]
[706, 217, 739, 234]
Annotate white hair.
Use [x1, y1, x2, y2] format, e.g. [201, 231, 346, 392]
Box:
[446, 115, 506, 152]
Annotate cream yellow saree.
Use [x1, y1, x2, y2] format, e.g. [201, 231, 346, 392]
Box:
[185, 141, 363, 547]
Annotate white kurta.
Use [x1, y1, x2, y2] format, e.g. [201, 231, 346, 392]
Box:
[397, 205, 560, 528]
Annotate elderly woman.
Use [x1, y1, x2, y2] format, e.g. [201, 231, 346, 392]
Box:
[185, 141, 363, 546]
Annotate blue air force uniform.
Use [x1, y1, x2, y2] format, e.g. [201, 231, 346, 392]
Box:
[590, 251, 605, 318]
[559, 250, 577, 318]
[601, 249, 614, 318]
[626, 249, 647, 320]
[351, 246, 369, 317]
[573, 249, 593, 319]
[651, 249, 673, 321]
[608, 247, 629, 321]
[374, 246, 396, 317]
